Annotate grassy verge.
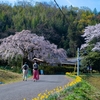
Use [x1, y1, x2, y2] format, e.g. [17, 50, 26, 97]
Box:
[58, 73, 100, 100]
[61, 81, 100, 100]
[81, 74, 100, 90]
[0, 69, 22, 84]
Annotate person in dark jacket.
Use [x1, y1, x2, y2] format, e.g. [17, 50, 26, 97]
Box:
[22, 62, 29, 81]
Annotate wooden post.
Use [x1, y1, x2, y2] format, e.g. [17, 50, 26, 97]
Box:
[77, 48, 79, 76]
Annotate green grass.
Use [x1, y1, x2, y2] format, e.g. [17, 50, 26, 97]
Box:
[62, 81, 100, 100]
[61, 74, 100, 100]
[81, 74, 100, 90]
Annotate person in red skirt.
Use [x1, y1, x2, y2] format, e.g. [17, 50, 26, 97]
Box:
[33, 61, 39, 81]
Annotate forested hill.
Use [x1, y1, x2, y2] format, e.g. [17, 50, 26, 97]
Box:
[0, 1, 100, 57]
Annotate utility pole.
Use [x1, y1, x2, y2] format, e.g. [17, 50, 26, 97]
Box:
[77, 48, 80, 76]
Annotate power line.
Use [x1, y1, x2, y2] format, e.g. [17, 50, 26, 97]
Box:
[53, 0, 68, 23]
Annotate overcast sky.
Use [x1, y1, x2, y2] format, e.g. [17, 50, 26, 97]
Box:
[1, 0, 100, 11]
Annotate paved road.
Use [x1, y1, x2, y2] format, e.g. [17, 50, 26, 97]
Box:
[0, 75, 72, 100]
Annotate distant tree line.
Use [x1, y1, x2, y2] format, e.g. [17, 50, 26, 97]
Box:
[0, 1, 100, 57]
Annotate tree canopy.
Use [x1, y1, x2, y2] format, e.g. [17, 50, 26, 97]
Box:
[81, 23, 100, 52]
[0, 30, 67, 64]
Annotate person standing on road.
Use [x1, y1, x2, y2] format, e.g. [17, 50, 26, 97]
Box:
[22, 62, 29, 81]
[33, 61, 39, 82]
